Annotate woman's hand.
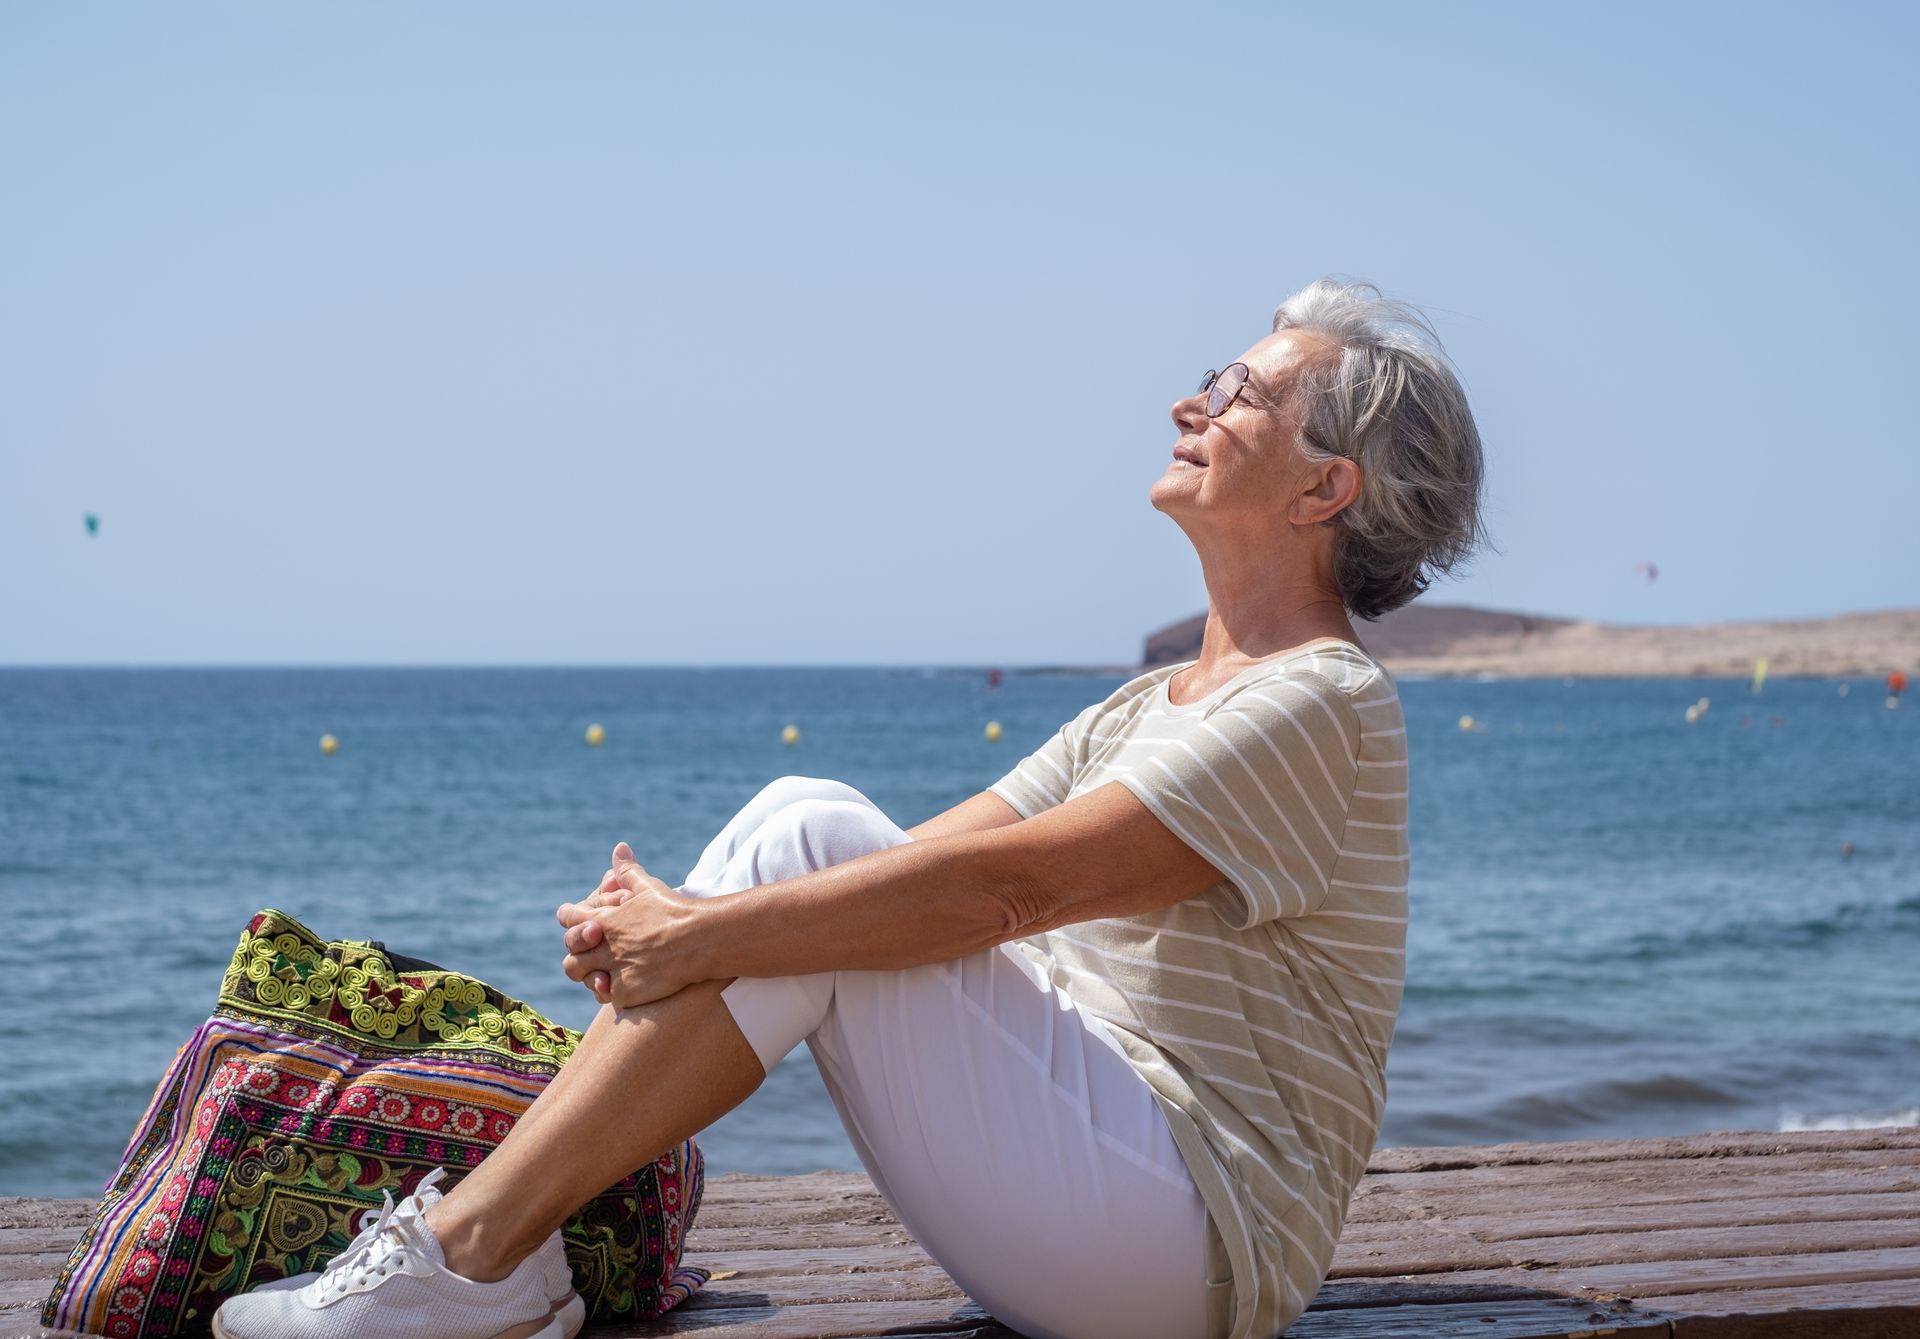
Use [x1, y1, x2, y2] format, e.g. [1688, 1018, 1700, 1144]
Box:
[556, 843, 703, 1008]
[554, 849, 636, 997]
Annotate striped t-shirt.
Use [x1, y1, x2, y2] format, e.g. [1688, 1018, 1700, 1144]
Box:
[988, 638, 1408, 1339]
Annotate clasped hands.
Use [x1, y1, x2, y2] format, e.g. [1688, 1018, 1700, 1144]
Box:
[554, 841, 703, 1009]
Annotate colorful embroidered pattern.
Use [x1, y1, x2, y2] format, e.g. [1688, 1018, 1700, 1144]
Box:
[43, 910, 706, 1337]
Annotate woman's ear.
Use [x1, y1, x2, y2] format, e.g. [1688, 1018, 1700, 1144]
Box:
[1290, 457, 1362, 527]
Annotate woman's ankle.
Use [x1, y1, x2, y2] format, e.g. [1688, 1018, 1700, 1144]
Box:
[423, 1197, 535, 1284]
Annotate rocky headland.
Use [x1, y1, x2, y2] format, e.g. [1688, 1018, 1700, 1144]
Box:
[1140, 603, 1920, 678]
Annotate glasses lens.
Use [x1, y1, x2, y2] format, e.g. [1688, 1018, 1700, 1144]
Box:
[1207, 363, 1249, 417]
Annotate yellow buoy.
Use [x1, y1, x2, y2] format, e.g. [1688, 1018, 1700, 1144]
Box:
[585, 723, 606, 747]
[985, 720, 1003, 742]
[1684, 704, 1702, 724]
[1457, 715, 1483, 733]
[319, 733, 339, 755]
[781, 724, 801, 745]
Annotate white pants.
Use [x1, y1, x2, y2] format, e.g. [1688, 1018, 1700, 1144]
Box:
[675, 776, 1210, 1339]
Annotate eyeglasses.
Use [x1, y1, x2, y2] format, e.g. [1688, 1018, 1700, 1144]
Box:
[1197, 363, 1252, 418]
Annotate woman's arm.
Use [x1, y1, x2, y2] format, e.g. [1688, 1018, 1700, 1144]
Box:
[560, 781, 1227, 1007]
[904, 789, 1024, 841]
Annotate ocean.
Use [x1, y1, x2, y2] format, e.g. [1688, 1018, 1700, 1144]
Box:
[1, 666, 1913, 1197]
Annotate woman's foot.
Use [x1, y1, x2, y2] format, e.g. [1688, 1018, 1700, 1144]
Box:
[211, 1175, 580, 1339]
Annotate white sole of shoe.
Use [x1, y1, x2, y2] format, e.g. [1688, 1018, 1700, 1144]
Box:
[211, 1294, 583, 1339]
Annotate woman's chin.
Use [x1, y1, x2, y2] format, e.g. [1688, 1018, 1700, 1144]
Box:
[1149, 470, 1204, 509]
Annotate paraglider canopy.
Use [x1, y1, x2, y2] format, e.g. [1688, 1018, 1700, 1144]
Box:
[84, 514, 99, 536]
[1632, 561, 1658, 583]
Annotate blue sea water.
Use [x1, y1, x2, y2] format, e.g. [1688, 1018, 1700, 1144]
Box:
[1, 666, 1914, 1197]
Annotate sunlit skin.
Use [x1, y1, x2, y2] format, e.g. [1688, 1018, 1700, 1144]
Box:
[1153, 329, 1369, 703]
[414, 329, 1373, 1287]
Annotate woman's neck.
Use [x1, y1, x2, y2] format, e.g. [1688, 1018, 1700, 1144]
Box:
[1185, 593, 1359, 681]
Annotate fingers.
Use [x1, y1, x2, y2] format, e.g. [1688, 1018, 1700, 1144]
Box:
[559, 881, 636, 927]
[583, 883, 631, 912]
[616, 867, 656, 895]
[564, 846, 649, 1001]
[563, 945, 612, 983]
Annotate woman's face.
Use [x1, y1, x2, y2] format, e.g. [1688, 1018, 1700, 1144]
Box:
[1151, 329, 1347, 531]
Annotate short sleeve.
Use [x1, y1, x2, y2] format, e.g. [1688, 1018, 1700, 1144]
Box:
[988, 700, 1101, 818]
[1116, 671, 1362, 928]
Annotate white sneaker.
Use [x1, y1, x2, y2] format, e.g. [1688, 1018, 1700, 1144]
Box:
[213, 1172, 583, 1339]
[254, 1169, 451, 1295]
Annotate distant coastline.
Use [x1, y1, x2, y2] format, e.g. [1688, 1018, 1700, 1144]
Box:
[1135, 603, 1920, 679]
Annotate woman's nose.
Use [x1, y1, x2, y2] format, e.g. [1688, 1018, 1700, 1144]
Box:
[1171, 391, 1207, 434]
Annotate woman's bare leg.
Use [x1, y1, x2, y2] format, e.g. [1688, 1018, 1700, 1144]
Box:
[423, 981, 761, 1282]
[421, 778, 900, 1282]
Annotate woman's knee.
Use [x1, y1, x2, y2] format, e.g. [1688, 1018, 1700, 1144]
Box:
[747, 775, 873, 816]
[751, 797, 907, 878]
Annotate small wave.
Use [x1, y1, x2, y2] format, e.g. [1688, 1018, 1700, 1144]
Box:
[1780, 1106, 1919, 1132]
[1613, 894, 1920, 967]
[0, 859, 62, 877]
[1398, 1071, 1752, 1144]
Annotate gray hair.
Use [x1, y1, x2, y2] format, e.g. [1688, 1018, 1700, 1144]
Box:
[1272, 278, 1491, 620]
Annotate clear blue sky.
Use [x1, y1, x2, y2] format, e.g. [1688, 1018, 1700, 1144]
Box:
[5, 2, 1915, 666]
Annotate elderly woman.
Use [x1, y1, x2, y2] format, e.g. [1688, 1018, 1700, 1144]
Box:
[215, 278, 1486, 1339]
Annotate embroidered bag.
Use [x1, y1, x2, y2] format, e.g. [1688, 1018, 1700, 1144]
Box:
[42, 908, 706, 1337]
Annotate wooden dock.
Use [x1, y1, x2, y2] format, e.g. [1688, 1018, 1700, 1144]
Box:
[6, 1127, 1916, 1338]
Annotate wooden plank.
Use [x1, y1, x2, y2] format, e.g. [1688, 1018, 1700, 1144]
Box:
[1, 1275, 60, 1308]
[688, 1223, 916, 1251]
[697, 1173, 883, 1200]
[1351, 1214, 1920, 1275]
[0, 1202, 93, 1232]
[1328, 1245, 1920, 1303]
[1351, 1159, 1920, 1216]
[0, 1252, 77, 1288]
[1367, 1127, 1920, 1173]
[695, 1198, 900, 1226]
[0, 1228, 84, 1258]
[595, 1298, 1009, 1338]
[1660, 1283, 1920, 1338]
[680, 1269, 964, 1309]
[1346, 1190, 1920, 1242]
[1356, 1150, 1920, 1203]
[7, 1130, 1920, 1338]
[1305, 1274, 1609, 1311]
[1280, 1297, 1671, 1338]
[689, 1245, 941, 1276]
[1588, 1244, 1920, 1296]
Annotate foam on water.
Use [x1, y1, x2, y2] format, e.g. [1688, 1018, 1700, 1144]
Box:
[1779, 1107, 1920, 1132]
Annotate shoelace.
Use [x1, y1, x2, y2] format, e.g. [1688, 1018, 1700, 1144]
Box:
[348, 1167, 446, 1238]
[312, 1168, 447, 1303]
